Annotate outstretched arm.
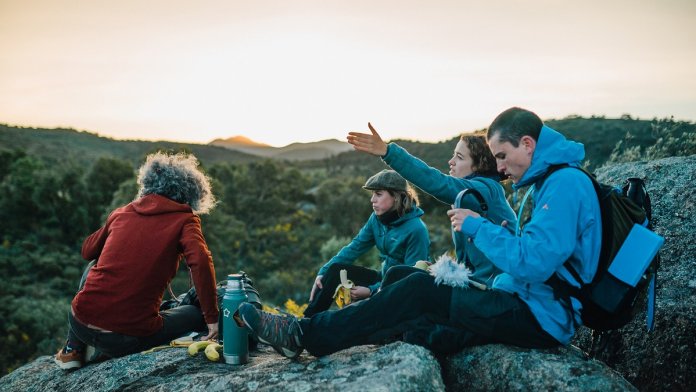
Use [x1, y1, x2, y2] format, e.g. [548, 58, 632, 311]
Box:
[347, 122, 388, 156]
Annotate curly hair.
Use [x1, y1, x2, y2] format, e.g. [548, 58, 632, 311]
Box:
[389, 185, 420, 217]
[461, 135, 499, 177]
[136, 152, 216, 214]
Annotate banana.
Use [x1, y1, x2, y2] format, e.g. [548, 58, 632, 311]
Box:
[204, 342, 223, 361]
[187, 340, 215, 356]
[332, 269, 354, 309]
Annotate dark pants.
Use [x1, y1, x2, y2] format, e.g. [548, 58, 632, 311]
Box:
[66, 260, 206, 357]
[304, 263, 381, 317]
[380, 265, 428, 289]
[67, 306, 206, 357]
[299, 272, 559, 357]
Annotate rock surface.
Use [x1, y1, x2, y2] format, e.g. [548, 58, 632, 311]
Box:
[442, 345, 636, 391]
[0, 343, 444, 392]
[572, 155, 696, 391]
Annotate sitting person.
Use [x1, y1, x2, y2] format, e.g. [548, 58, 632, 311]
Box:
[348, 124, 516, 288]
[55, 152, 219, 370]
[304, 169, 430, 317]
[237, 107, 601, 359]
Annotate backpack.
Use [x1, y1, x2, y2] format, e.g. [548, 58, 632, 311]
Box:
[161, 271, 263, 349]
[539, 165, 662, 332]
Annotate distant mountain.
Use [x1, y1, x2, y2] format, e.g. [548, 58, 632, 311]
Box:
[214, 135, 271, 147]
[209, 137, 353, 161]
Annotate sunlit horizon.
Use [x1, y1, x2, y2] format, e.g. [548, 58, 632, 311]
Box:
[1, 0, 695, 147]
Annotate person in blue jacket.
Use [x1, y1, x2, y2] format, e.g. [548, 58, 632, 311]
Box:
[347, 123, 516, 287]
[237, 107, 601, 358]
[303, 169, 430, 317]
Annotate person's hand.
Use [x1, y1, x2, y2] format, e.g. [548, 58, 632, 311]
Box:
[350, 286, 371, 301]
[309, 275, 323, 301]
[347, 122, 388, 156]
[201, 322, 219, 341]
[447, 207, 480, 231]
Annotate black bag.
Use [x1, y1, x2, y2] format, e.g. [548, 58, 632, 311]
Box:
[162, 271, 262, 311]
[540, 165, 660, 332]
[161, 271, 263, 349]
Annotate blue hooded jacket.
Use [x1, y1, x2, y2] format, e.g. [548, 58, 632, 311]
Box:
[317, 206, 430, 293]
[383, 142, 516, 285]
[458, 125, 601, 344]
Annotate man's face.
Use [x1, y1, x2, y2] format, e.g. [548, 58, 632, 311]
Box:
[488, 134, 534, 184]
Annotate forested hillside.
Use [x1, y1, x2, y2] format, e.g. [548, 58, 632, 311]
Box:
[0, 115, 694, 375]
[0, 124, 260, 167]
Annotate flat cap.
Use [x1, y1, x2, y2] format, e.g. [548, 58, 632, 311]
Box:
[363, 169, 407, 192]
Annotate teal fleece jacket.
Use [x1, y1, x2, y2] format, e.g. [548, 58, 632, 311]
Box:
[317, 207, 430, 293]
[459, 125, 601, 344]
[382, 142, 516, 285]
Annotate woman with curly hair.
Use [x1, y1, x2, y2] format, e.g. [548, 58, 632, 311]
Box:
[55, 152, 219, 370]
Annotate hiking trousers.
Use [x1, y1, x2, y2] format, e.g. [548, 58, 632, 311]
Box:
[67, 305, 206, 358]
[299, 272, 559, 357]
[304, 263, 381, 317]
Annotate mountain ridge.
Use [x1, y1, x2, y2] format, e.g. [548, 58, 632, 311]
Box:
[209, 137, 353, 161]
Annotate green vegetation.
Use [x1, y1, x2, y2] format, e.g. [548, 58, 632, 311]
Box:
[0, 115, 694, 375]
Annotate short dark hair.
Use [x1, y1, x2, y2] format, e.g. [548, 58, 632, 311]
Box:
[461, 135, 498, 177]
[486, 107, 543, 147]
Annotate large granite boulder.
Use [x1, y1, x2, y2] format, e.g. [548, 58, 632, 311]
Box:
[0, 342, 444, 392]
[442, 345, 636, 391]
[571, 155, 696, 391]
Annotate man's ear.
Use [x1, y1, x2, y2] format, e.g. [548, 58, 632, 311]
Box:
[520, 135, 536, 155]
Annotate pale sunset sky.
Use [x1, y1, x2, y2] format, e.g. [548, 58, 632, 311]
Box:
[1, 0, 694, 147]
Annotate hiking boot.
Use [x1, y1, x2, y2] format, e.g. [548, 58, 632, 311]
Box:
[84, 345, 108, 364]
[237, 303, 304, 359]
[54, 346, 83, 370]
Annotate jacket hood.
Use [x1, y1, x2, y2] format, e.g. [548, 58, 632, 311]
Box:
[514, 125, 585, 189]
[132, 194, 193, 215]
[391, 206, 424, 226]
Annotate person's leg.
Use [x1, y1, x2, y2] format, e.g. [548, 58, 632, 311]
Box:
[147, 304, 208, 346]
[55, 261, 97, 369]
[64, 260, 97, 351]
[380, 265, 428, 289]
[301, 272, 451, 356]
[304, 263, 381, 317]
[70, 304, 206, 358]
[410, 288, 560, 353]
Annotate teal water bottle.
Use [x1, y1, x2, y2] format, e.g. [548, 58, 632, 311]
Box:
[222, 274, 249, 364]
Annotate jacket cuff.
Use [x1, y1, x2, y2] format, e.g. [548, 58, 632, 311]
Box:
[461, 216, 484, 237]
[382, 143, 394, 160]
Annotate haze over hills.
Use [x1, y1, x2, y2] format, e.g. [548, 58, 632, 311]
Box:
[210, 135, 353, 161]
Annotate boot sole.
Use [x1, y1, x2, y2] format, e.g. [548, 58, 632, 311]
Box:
[54, 357, 81, 370]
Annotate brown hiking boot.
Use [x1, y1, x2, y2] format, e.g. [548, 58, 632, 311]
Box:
[54, 347, 83, 370]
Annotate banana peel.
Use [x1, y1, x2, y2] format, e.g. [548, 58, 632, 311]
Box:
[332, 269, 354, 309]
[414, 260, 432, 271]
[142, 336, 224, 363]
[204, 342, 223, 361]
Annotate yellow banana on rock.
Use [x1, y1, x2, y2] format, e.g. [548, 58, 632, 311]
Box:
[187, 340, 215, 356]
[204, 342, 223, 361]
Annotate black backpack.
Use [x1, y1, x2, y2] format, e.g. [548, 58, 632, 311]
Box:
[539, 165, 661, 332]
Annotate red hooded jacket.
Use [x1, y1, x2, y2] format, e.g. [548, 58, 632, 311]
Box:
[72, 193, 218, 336]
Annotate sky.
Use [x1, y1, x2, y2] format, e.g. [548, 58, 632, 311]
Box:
[1, 0, 695, 147]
